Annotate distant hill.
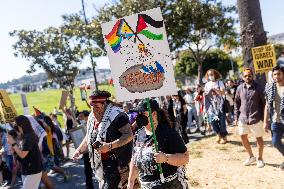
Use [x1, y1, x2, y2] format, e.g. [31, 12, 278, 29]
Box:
[268, 33, 284, 44]
[0, 73, 48, 89]
[0, 68, 111, 90]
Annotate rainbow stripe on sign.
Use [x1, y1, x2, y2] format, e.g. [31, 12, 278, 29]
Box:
[105, 19, 135, 53]
[105, 20, 122, 53]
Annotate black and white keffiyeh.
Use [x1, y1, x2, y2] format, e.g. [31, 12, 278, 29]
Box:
[265, 82, 284, 117]
[86, 103, 123, 186]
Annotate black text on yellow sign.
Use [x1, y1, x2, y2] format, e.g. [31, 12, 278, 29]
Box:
[0, 90, 17, 123]
[252, 44, 276, 73]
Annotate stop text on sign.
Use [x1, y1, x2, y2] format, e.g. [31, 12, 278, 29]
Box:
[252, 44, 276, 73]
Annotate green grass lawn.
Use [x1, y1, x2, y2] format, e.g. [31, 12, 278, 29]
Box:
[8, 85, 114, 126]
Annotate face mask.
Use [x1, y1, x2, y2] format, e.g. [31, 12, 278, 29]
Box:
[208, 76, 215, 81]
[136, 114, 149, 127]
[80, 120, 86, 125]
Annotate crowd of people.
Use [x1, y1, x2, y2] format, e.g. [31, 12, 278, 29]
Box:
[0, 66, 284, 189]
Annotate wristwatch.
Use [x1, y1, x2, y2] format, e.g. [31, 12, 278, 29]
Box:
[12, 143, 17, 147]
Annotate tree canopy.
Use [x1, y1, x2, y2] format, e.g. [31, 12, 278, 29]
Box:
[90, 0, 238, 84]
[175, 49, 238, 79]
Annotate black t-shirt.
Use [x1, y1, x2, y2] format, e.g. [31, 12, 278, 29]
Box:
[104, 112, 133, 167]
[66, 119, 74, 130]
[19, 133, 42, 175]
[133, 124, 187, 182]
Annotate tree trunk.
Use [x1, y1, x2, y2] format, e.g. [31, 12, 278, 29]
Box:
[237, 0, 267, 85]
[197, 63, 203, 85]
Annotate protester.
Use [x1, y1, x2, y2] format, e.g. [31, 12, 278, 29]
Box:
[127, 99, 189, 189]
[264, 65, 284, 170]
[123, 103, 137, 125]
[0, 127, 12, 187]
[62, 107, 76, 159]
[7, 115, 43, 189]
[40, 116, 69, 181]
[204, 69, 228, 143]
[172, 94, 189, 143]
[72, 90, 133, 189]
[50, 114, 61, 128]
[184, 88, 200, 133]
[194, 84, 205, 135]
[77, 111, 94, 189]
[165, 96, 175, 124]
[234, 68, 265, 168]
[225, 88, 234, 125]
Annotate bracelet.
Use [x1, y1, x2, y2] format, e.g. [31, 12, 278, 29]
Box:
[108, 143, 112, 152]
[165, 154, 169, 164]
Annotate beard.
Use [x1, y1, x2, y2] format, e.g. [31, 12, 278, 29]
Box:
[93, 107, 105, 122]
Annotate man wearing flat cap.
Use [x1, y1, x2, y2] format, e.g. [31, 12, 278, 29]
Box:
[73, 90, 134, 189]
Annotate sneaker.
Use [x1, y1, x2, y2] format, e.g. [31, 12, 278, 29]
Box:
[243, 157, 256, 166]
[256, 160, 265, 168]
[1, 180, 8, 187]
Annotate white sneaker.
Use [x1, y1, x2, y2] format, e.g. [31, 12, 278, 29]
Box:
[256, 160, 265, 168]
[243, 157, 256, 166]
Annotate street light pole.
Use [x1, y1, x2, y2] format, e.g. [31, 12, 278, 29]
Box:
[81, 0, 98, 90]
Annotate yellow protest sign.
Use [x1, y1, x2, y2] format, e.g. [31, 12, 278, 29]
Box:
[0, 90, 17, 123]
[252, 44, 276, 73]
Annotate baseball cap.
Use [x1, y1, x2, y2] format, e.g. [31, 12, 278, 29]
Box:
[132, 99, 159, 113]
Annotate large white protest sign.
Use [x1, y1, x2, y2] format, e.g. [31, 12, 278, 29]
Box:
[101, 7, 177, 102]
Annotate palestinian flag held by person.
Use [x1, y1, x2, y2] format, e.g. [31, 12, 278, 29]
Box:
[136, 14, 164, 40]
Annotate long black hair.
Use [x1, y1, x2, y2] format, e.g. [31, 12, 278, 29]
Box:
[142, 99, 173, 128]
[14, 115, 35, 135]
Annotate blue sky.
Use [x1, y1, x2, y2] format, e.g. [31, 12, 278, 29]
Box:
[0, 0, 283, 83]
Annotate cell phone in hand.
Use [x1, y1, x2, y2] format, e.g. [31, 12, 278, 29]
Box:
[92, 141, 103, 149]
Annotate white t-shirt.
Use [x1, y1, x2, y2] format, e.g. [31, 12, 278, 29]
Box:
[204, 80, 225, 94]
[183, 93, 195, 106]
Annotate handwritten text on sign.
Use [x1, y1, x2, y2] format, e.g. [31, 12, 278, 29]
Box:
[101, 8, 177, 102]
[252, 44, 276, 73]
[0, 90, 17, 123]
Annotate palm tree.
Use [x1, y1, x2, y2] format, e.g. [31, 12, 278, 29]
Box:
[237, 0, 267, 84]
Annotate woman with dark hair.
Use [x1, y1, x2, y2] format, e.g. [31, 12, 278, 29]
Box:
[7, 115, 42, 189]
[172, 94, 189, 143]
[127, 99, 189, 189]
[204, 69, 228, 143]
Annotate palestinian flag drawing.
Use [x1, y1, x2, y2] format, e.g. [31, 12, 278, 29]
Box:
[136, 14, 164, 40]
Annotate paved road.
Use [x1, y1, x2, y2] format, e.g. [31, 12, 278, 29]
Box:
[4, 127, 216, 189]
[4, 144, 99, 189]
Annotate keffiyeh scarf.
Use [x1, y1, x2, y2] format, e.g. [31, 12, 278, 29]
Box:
[265, 82, 284, 121]
[204, 94, 224, 121]
[86, 103, 123, 184]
